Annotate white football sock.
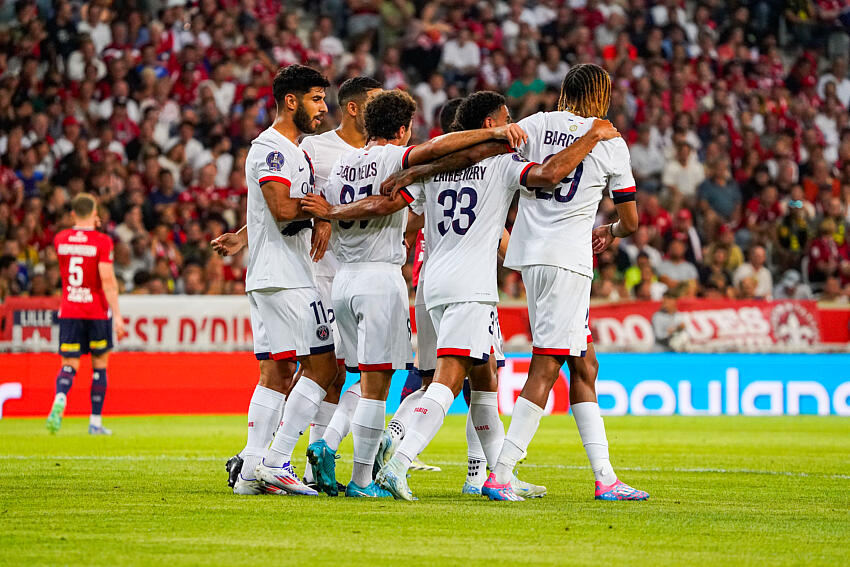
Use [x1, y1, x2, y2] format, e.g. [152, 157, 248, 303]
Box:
[324, 382, 361, 451]
[572, 401, 617, 485]
[494, 396, 543, 484]
[264, 377, 325, 468]
[241, 384, 285, 478]
[395, 383, 455, 469]
[469, 390, 505, 469]
[387, 388, 425, 441]
[465, 409, 487, 486]
[350, 398, 386, 487]
[304, 401, 337, 482]
[89, 414, 102, 428]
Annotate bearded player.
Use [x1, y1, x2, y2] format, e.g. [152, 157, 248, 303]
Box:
[213, 76, 383, 490]
[46, 193, 127, 435]
[485, 63, 648, 501]
[228, 64, 342, 496]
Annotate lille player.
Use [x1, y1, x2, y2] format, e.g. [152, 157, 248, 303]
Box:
[491, 64, 649, 501]
[46, 193, 127, 435]
[301, 89, 528, 497]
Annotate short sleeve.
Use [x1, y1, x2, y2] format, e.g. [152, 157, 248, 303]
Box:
[98, 235, 114, 264]
[323, 156, 344, 204]
[606, 138, 636, 204]
[402, 180, 426, 214]
[256, 142, 293, 189]
[492, 153, 538, 193]
[515, 113, 542, 159]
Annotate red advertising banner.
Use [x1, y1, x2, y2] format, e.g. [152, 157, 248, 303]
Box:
[0, 296, 847, 353]
[588, 299, 824, 352]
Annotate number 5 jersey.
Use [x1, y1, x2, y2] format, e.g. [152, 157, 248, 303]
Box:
[54, 227, 113, 320]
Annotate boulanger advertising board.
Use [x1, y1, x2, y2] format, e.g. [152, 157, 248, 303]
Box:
[2, 353, 848, 418]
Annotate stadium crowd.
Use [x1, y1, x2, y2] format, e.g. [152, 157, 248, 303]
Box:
[2, 0, 850, 305]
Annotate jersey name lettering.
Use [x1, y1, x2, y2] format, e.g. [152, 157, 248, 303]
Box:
[542, 130, 577, 147]
[338, 161, 377, 183]
[433, 164, 488, 183]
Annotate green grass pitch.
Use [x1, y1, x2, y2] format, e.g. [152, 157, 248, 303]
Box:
[1, 415, 848, 566]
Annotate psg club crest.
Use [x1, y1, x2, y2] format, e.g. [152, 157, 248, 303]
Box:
[511, 153, 529, 162]
[316, 324, 330, 341]
[266, 151, 285, 172]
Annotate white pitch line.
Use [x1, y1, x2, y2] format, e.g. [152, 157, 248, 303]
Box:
[2, 455, 848, 480]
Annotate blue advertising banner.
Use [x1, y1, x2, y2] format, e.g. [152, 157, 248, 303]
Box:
[350, 354, 850, 417]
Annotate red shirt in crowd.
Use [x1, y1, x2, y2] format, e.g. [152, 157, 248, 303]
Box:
[54, 227, 113, 320]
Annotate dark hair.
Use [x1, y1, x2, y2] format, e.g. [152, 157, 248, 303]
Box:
[71, 192, 97, 218]
[453, 91, 506, 131]
[272, 64, 330, 105]
[558, 63, 611, 118]
[364, 90, 416, 140]
[439, 98, 463, 133]
[338, 76, 382, 107]
[0, 254, 16, 271]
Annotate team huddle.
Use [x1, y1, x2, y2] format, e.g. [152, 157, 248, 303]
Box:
[211, 62, 650, 502]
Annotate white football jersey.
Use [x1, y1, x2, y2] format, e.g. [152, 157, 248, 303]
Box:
[324, 143, 414, 265]
[300, 130, 360, 277]
[245, 126, 318, 291]
[407, 153, 535, 309]
[504, 110, 636, 277]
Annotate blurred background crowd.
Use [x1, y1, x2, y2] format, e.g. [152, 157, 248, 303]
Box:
[2, 0, 850, 305]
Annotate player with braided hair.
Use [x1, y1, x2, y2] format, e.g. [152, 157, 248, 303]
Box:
[484, 63, 650, 501]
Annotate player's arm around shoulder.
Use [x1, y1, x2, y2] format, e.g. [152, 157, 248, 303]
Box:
[523, 119, 621, 187]
[404, 124, 528, 167]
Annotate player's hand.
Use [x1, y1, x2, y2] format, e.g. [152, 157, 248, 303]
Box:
[311, 219, 331, 262]
[210, 233, 245, 257]
[493, 123, 528, 148]
[114, 317, 128, 340]
[590, 119, 621, 141]
[380, 169, 414, 199]
[592, 223, 616, 254]
[301, 193, 333, 219]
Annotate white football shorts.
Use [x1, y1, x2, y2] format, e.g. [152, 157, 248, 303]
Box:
[315, 274, 345, 365]
[332, 262, 413, 372]
[248, 286, 335, 361]
[428, 301, 498, 365]
[414, 277, 437, 374]
[521, 265, 590, 357]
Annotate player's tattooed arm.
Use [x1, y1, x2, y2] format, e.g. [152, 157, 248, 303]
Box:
[380, 141, 510, 199]
[301, 192, 409, 220]
[211, 225, 247, 256]
[523, 120, 621, 188]
[404, 124, 528, 167]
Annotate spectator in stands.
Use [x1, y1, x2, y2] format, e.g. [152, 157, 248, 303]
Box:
[657, 238, 699, 296]
[662, 137, 704, 207]
[622, 225, 662, 268]
[820, 276, 849, 303]
[808, 218, 847, 286]
[630, 124, 665, 193]
[774, 269, 814, 300]
[733, 245, 774, 299]
[699, 246, 733, 295]
[698, 157, 742, 224]
[670, 208, 702, 265]
[652, 291, 687, 350]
